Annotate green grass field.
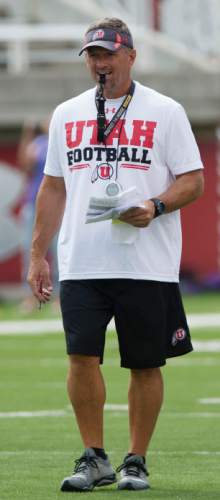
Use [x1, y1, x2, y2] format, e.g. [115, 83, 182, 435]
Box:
[0, 293, 220, 499]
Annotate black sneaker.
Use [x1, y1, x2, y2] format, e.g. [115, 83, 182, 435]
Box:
[60, 448, 116, 492]
[117, 454, 150, 490]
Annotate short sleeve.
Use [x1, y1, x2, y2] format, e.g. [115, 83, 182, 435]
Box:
[165, 104, 203, 175]
[44, 107, 63, 177]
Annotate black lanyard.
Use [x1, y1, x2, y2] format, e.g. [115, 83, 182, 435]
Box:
[95, 81, 135, 143]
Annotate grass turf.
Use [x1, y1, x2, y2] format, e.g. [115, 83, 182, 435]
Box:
[0, 293, 220, 499]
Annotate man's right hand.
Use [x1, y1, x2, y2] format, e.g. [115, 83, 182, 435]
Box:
[27, 257, 53, 304]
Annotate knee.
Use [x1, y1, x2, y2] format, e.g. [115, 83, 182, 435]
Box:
[131, 367, 162, 382]
[68, 354, 100, 375]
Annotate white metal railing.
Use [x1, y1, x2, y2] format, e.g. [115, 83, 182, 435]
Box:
[160, 0, 220, 56]
[52, 0, 152, 27]
[0, 23, 220, 75]
[1, 0, 152, 26]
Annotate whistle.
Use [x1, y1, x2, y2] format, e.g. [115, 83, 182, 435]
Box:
[99, 73, 106, 86]
[97, 74, 106, 142]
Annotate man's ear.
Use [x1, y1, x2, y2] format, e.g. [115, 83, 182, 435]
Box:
[129, 49, 136, 68]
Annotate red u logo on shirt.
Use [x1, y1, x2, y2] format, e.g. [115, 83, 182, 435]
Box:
[91, 163, 114, 183]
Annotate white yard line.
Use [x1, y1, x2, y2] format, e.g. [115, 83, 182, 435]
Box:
[4, 334, 220, 353]
[0, 319, 63, 334]
[0, 410, 67, 418]
[1, 406, 220, 418]
[0, 450, 219, 456]
[199, 398, 220, 404]
[0, 313, 220, 335]
[167, 357, 220, 366]
[188, 313, 220, 328]
[153, 451, 220, 456]
[106, 340, 220, 353]
[0, 356, 219, 369]
[193, 341, 220, 352]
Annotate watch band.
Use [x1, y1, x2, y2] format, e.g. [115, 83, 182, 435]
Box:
[150, 198, 165, 218]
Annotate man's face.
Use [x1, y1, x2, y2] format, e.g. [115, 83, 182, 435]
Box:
[85, 46, 136, 98]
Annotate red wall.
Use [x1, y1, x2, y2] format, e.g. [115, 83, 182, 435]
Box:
[0, 144, 23, 282]
[181, 141, 218, 278]
[0, 138, 218, 283]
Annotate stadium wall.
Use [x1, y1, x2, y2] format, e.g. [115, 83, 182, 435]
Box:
[0, 130, 219, 285]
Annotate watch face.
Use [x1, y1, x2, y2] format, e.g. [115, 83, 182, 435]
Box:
[151, 198, 165, 217]
[157, 200, 165, 215]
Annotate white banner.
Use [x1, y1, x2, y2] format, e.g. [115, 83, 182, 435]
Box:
[0, 162, 24, 260]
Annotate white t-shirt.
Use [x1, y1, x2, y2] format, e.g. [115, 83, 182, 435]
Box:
[44, 81, 203, 282]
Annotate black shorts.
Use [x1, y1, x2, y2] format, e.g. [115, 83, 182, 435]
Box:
[60, 279, 193, 369]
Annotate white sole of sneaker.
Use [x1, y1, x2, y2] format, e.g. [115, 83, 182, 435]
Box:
[61, 474, 117, 492]
[118, 481, 150, 490]
[96, 474, 117, 487]
[61, 481, 92, 492]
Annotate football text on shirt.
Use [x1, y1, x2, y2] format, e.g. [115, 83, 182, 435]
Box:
[65, 119, 157, 171]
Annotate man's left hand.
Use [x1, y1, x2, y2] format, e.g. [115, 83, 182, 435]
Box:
[119, 200, 155, 227]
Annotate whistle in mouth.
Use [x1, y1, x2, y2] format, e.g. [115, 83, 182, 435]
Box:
[99, 74, 106, 85]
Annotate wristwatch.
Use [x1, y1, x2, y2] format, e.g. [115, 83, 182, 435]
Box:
[150, 198, 166, 218]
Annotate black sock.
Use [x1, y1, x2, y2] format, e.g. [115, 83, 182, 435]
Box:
[92, 447, 107, 459]
[127, 452, 145, 463]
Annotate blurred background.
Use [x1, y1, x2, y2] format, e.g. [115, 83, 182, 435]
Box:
[0, 0, 220, 307]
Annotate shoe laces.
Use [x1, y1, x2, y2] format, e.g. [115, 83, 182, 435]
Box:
[73, 455, 98, 474]
[116, 457, 148, 477]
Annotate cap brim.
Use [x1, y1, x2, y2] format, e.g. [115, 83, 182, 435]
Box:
[79, 41, 121, 56]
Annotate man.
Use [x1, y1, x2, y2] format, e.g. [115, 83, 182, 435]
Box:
[28, 17, 204, 492]
[18, 119, 59, 312]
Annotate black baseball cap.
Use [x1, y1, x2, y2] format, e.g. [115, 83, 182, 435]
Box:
[79, 28, 134, 55]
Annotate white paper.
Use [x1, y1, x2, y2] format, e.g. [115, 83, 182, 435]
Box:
[85, 186, 144, 224]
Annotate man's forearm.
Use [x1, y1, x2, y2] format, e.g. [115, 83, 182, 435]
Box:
[119, 169, 204, 228]
[157, 169, 204, 214]
[31, 176, 66, 260]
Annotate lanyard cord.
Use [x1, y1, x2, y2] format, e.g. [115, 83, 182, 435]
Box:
[95, 80, 135, 143]
[96, 75, 106, 143]
[95, 80, 135, 181]
[112, 106, 129, 181]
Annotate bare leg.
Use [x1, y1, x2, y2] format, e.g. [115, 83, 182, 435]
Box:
[128, 367, 163, 456]
[67, 354, 106, 448]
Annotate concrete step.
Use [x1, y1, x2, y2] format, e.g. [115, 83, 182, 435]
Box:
[1, 66, 220, 125]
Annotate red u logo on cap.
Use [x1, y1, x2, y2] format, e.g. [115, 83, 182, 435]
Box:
[93, 30, 105, 40]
